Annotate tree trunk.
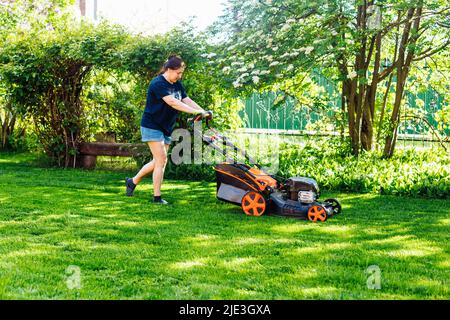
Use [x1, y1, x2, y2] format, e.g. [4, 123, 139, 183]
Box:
[346, 80, 360, 156]
[383, 6, 422, 158]
[0, 106, 16, 150]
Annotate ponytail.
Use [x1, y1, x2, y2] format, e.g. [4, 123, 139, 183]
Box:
[158, 54, 185, 75]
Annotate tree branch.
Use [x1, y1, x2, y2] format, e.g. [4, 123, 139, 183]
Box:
[364, 35, 377, 70]
[413, 38, 450, 61]
[400, 115, 448, 151]
[380, 7, 450, 37]
[378, 61, 399, 82]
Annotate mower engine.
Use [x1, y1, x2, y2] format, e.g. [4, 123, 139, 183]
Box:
[284, 177, 319, 204]
[266, 175, 341, 221]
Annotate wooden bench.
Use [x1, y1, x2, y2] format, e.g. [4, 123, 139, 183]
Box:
[78, 142, 147, 169]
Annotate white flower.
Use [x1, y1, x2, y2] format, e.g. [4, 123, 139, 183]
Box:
[305, 46, 314, 55]
[281, 24, 291, 32]
[240, 73, 250, 79]
[248, 63, 255, 69]
[252, 76, 260, 84]
[207, 53, 217, 59]
[348, 71, 357, 79]
[286, 18, 296, 24]
[252, 69, 260, 75]
[231, 61, 243, 66]
[331, 30, 338, 36]
[272, 46, 279, 51]
[222, 66, 231, 74]
[269, 61, 280, 67]
[259, 70, 270, 75]
[286, 65, 294, 71]
[238, 67, 248, 73]
[233, 80, 242, 88]
[265, 55, 274, 62]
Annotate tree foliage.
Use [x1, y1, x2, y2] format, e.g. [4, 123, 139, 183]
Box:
[0, 1, 240, 165]
[209, 0, 450, 157]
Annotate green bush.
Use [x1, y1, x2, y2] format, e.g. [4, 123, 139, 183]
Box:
[277, 139, 449, 198]
[7, 126, 40, 152]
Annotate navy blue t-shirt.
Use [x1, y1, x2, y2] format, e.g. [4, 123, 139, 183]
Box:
[141, 75, 187, 136]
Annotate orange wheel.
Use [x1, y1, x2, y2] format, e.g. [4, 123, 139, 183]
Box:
[307, 205, 327, 222]
[241, 191, 266, 217]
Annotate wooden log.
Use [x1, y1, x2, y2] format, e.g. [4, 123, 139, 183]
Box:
[78, 154, 97, 170]
[78, 142, 145, 157]
[77, 142, 148, 169]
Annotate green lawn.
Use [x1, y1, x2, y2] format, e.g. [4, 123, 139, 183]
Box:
[0, 152, 448, 299]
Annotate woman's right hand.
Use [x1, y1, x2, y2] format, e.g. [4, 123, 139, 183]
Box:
[201, 110, 213, 119]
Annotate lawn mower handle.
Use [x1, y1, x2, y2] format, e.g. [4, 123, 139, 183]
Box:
[188, 111, 213, 128]
[187, 112, 284, 182]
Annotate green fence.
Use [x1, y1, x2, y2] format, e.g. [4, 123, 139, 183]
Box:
[239, 74, 449, 141]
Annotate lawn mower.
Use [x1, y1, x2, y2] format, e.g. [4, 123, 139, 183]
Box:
[189, 113, 342, 222]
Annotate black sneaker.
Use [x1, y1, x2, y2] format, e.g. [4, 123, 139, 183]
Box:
[125, 177, 136, 197]
[153, 197, 169, 205]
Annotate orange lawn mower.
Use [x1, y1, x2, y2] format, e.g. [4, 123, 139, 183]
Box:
[189, 113, 342, 222]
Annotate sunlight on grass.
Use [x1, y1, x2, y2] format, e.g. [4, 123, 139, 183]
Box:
[234, 237, 266, 245]
[414, 278, 446, 288]
[437, 218, 450, 226]
[171, 259, 207, 269]
[365, 235, 442, 257]
[271, 224, 316, 234]
[114, 221, 139, 227]
[436, 260, 450, 269]
[272, 238, 295, 244]
[297, 286, 340, 297]
[183, 234, 219, 247]
[367, 235, 413, 244]
[4, 247, 55, 259]
[386, 249, 439, 257]
[293, 242, 354, 256]
[235, 288, 260, 297]
[221, 257, 258, 270]
[316, 225, 354, 236]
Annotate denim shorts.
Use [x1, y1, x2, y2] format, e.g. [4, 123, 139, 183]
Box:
[140, 127, 172, 145]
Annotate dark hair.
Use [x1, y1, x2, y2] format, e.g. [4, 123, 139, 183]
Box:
[158, 54, 185, 74]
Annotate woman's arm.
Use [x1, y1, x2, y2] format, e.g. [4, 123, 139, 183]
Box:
[162, 96, 201, 114]
[181, 97, 205, 112]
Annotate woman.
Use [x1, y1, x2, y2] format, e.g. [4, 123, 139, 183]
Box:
[126, 55, 211, 204]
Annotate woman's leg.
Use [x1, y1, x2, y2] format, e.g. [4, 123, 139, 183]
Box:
[132, 157, 155, 185]
[148, 141, 169, 197]
[132, 143, 170, 185]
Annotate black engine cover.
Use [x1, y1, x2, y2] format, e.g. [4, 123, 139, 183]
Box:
[284, 177, 320, 201]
